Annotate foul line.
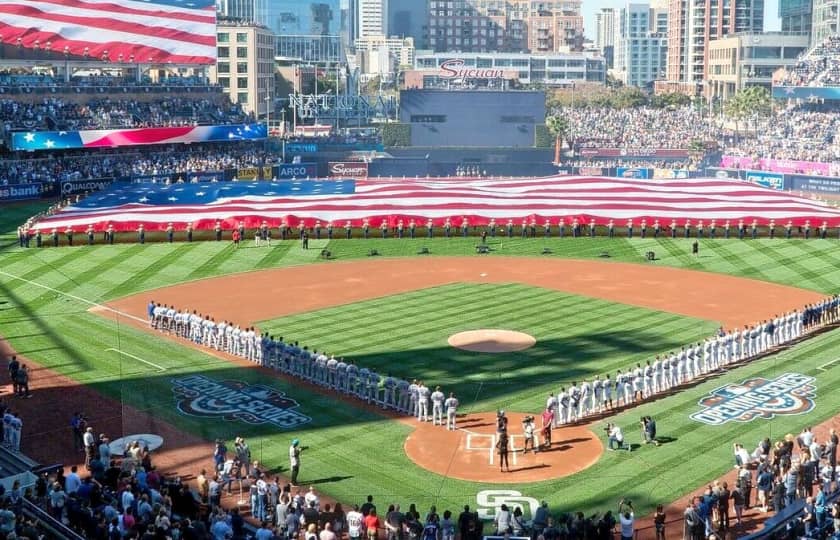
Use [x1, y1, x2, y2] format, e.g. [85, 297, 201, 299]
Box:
[818, 358, 840, 372]
[104, 348, 166, 372]
[0, 269, 146, 323]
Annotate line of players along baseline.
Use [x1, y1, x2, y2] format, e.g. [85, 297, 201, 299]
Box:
[140, 295, 840, 428]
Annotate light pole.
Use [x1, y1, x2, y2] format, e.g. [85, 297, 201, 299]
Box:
[265, 94, 271, 135]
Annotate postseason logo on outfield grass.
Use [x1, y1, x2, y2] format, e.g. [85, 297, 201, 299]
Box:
[690, 373, 816, 426]
[171, 375, 311, 429]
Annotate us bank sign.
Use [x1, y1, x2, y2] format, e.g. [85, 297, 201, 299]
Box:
[690, 373, 816, 426]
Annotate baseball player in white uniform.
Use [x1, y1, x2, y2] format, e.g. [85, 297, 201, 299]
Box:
[431, 386, 445, 425]
[417, 382, 430, 421]
[444, 393, 459, 430]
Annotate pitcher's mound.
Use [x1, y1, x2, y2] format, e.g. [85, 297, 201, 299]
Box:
[404, 411, 603, 483]
[448, 329, 536, 353]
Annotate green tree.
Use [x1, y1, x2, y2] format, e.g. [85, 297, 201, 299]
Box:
[724, 86, 771, 137]
[546, 114, 571, 164]
[364, 76, 382, 95]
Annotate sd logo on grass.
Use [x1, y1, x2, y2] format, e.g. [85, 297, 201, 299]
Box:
[690, 373, 816, 426]
[172, 375, 311, 429]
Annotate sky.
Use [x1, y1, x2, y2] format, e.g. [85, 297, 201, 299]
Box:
[582, 0, 781, 38]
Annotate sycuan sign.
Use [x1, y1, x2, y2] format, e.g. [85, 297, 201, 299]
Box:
[439, 59, 510, 79]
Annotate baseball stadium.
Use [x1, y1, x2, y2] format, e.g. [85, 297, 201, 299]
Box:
[5, 3, 840, 540]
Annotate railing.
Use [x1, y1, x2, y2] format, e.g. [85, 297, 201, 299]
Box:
[21, 498, 86, 540]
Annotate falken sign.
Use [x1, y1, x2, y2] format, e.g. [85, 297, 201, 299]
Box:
[690, 373, 816, 426]
[171, 375, 310, 429]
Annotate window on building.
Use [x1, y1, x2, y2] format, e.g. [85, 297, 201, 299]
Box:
[217, 62, 230, 74]
[217, 46, 229, 58]
[237, 62, 248, 73]
[410, 115, 446, 122]
[236, 33, 248, 43]
[237, 77, 248, 88]
[218, 77, 229, 88]
[236, 47, 248, 58]
[237, 92, 248, 104]
[217, 33, 229, 43]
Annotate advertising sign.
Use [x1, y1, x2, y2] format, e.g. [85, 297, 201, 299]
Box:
[60, 178, 115, 196]
[275, 163, 318, 179]
[329, 161, 369, 178]
[237, 166, 274, 180]
[616, 167, 652, 179]
[745, 170, 785, 190]
[285, 143, 318, 154]
[0, 183, 42, 201]
[653, 168, 690, 179]
[788, 175, 840, 194]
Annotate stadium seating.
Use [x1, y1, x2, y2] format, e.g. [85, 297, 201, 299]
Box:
[778, 36, 840, 87]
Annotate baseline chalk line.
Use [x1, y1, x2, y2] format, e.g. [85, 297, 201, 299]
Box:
[0, 270, 146, 324]
[818, 358, 840, 371]
[104, 348, 166, 372]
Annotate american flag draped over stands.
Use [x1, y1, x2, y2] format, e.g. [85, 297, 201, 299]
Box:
[0, 0, 216, 64]
[31, 176, 840, 232]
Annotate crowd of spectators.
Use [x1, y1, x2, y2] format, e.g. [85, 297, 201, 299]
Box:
[777, 36, 840, 87]
[0, 143, 275, 186]
[0, 96, 249, 132]
[559, 106, 724, 150]
[722, 104, 840, 167]
[0, 69, 213, 89]
[683, 427, 840, 539]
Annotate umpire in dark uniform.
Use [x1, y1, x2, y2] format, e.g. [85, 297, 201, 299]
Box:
[51, 229, 59, 247]
[66, 227, 74, 246]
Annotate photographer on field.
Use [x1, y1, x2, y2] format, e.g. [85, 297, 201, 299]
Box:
[290, 439, 309, 486]
[522, 416, 536, 454]
[618, 499, 635, 540]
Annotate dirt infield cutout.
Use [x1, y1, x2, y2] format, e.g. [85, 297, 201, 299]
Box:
[448, 329, 536, 353]
[404, 411, 603, 483]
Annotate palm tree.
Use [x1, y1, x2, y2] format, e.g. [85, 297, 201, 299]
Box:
[546, 114, 571, 165]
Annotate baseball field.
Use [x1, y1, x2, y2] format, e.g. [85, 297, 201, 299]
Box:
[3, 201, 840, 529]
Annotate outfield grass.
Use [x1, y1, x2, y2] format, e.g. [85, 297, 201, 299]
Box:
[258, 283, 718, 412]
[2, 202, 840, 519]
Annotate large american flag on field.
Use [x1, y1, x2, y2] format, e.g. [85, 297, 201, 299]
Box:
[0, 0, 216, 64]
[31, 176, 840, 232]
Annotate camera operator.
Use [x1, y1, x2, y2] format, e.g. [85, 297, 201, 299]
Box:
[618, 499, 635, 540]
[606, 423, 625, 451]
[642, 416, 660, 446]
[290, 439, 309, 486]
[496, 411, 508, 435]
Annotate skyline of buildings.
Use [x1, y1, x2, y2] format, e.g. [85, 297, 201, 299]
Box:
[665, 0, 765, 86]
[215, 0, 825, 94]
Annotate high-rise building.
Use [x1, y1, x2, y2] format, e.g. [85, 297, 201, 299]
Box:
[665, 0, 764, 88]
[357, 0, 389, 39]
[811, 0, 834, 44]
[595, 8, 617, 68]
[211, 21, 276, 119]
[426, 0, 584, 54]
[216, 0, 268, 24]
[779, 0, 812, 35]
[614, 2, 668, 87]
[389, 0, 427, 48]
